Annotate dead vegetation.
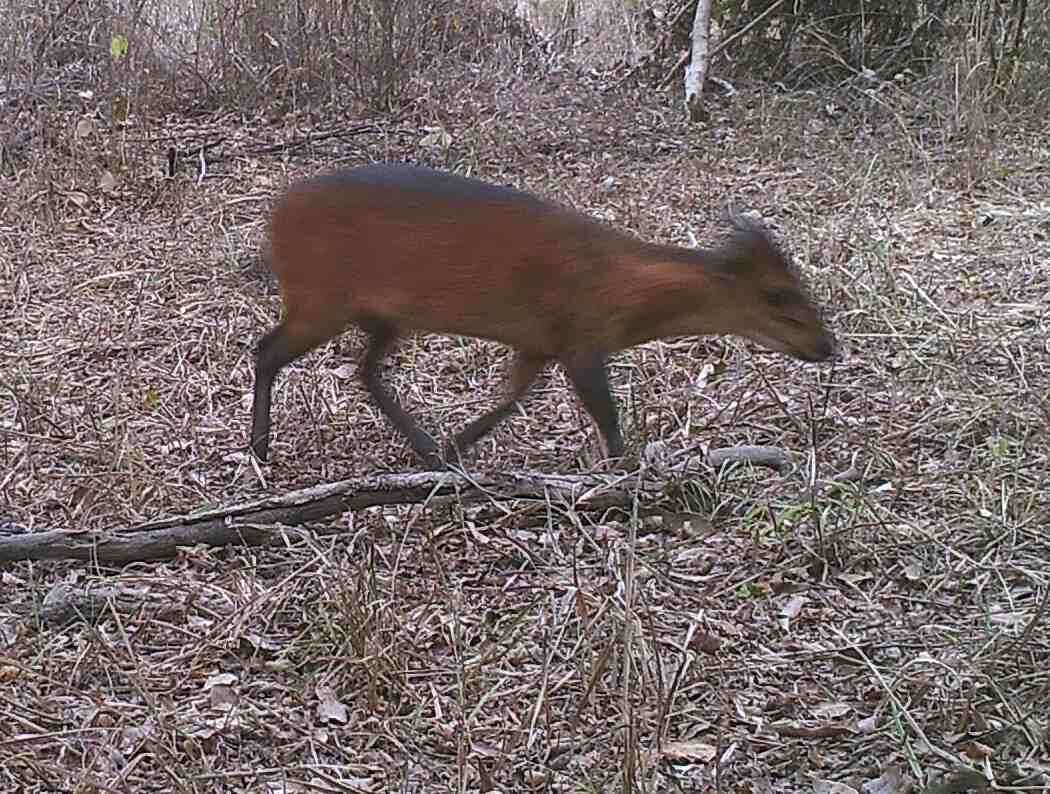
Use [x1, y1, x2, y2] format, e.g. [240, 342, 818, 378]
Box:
[2, 1, 1049, 792]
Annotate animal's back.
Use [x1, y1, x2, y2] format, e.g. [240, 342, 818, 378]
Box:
[268, 164, 637, 354]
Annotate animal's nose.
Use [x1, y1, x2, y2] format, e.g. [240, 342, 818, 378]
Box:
[814, 335, 836, 361]
[800, 334, 835, 362]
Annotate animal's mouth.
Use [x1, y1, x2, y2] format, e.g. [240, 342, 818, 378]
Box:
[796, 347, 833, 362]
[749, 334, 835, 362]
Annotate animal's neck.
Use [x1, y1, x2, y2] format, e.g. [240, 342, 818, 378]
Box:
[606, 245, 732, 350]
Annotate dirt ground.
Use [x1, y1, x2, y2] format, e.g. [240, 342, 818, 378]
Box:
[2, 64, 1049, 793]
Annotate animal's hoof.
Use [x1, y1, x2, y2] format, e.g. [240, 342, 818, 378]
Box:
[441, 443, 466, 469]
[419, 450, 448, 471]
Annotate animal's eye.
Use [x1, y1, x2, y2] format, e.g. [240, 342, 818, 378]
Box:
[766, 289, 798, 308]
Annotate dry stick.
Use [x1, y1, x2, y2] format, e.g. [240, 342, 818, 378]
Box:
[655, 609, 699, 750]
[243, 125, 382, 158]
[165, 127, 381, 173]
[0, 447, 792, 564]
[806, 363, 837, 558]
[621, 482, 640, 791]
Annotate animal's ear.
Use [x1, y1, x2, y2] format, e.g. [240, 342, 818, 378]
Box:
[702, 212, 767, 277]
[726, 210, 776, 250]
[726, 209, 763, 235]
[725, 210, 789, 272]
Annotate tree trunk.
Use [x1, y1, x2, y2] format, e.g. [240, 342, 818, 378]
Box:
[684, 0, 713, 121]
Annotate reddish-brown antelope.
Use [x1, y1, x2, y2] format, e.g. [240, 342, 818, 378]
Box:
[250, 164, 833, 468]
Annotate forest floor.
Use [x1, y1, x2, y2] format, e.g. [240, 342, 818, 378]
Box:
[2, 58, 1049, 793]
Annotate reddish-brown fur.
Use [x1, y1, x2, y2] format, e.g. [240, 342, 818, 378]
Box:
[250, 164, 834, 467]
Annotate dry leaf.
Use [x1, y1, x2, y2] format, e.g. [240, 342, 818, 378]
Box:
[690, 630, 722, 654]
[316, 685, 349, 725]
[901, 561, 922, 581]
[812, 701, 852, 719]
[861, 766, 912, 794]
[67, 191, 90, 208]
[332, 362, 357, 379]
[856, 714, 879, 733]
[209, 684, 238, 709]
[813, 780, 859, 794]
[781, 595, 806, 620]
[75, 117, 96, 139]
[523, 769, 549, 788]
[472, 741, 500, 758]
[204, 672, 238, 689]
[660, 740, 717, 762]
[958, 740, 993, 760]
[420, 125, 453, 148]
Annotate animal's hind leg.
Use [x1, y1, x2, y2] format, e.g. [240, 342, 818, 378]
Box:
[561, 352, 624, 458]
[360, 320, 443, 469]
[251, 318, 339, 461]
[445, 352, 548, 464]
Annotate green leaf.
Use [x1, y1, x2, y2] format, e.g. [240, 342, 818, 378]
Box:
[110, 34, 129, 60]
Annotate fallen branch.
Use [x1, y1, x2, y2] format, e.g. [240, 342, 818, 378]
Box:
[0, 445, 791, 564]
[242, 125, 384, 158]
[164, 125, 387, 176]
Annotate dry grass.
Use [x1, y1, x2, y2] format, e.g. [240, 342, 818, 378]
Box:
[2, 62, 1049, 793]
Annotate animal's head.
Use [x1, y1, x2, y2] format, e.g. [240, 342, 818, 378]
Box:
[715, 213, 834, 362]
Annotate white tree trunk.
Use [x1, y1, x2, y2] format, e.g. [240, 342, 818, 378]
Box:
[684, 0, 713, 121]
[516, 0, 533, 25]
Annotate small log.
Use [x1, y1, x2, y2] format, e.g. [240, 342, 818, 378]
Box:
[0, 445, 792, 564]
